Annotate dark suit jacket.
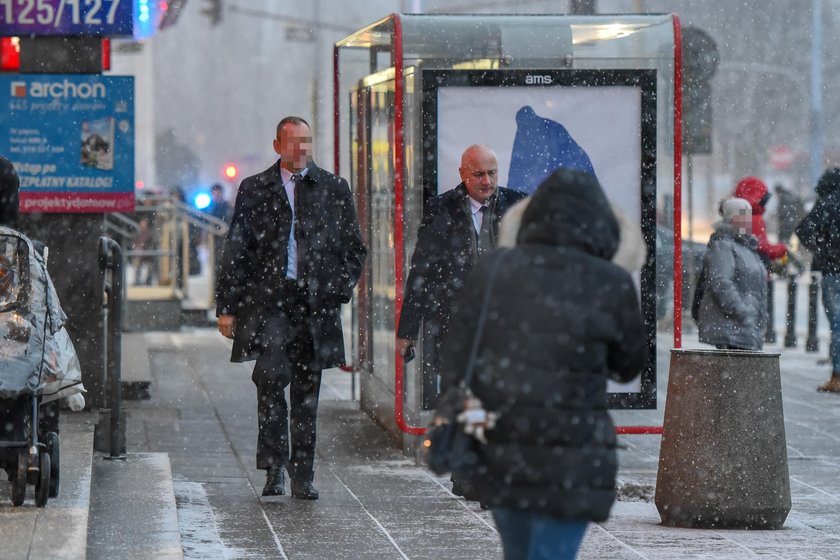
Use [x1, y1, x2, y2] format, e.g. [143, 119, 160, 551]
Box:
[216, 161, 366, 367]
[396, 183, 527, 341]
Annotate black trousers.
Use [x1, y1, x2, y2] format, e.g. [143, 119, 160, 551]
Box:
[252, 281, 322, 482]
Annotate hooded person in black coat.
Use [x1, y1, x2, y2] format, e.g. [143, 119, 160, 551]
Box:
[440, 168, 646, 559]
[796, 167, 840, 392]
[0, 157, 19, 227]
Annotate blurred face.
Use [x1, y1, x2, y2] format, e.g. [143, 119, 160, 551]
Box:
[459, 147, 498, 204]
[273, 122, 312, 171]
[732, 210, 752, 234]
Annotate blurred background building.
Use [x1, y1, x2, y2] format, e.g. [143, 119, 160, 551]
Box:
[110, 0, 839, 240]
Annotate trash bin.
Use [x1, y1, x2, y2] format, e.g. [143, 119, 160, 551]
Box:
[655, 348, 791, 529]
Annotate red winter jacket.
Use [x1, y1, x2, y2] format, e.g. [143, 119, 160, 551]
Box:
[733, 176, 787, 260]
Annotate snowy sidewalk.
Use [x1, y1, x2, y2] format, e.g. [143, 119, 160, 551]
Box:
[603, 331, 840, 560]
[118, 328, 840, 559]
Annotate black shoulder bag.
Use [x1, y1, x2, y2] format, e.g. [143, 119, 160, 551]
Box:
[423, 249, 507, 476]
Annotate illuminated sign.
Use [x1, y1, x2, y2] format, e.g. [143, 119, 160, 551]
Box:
[0, 0, 134, 37]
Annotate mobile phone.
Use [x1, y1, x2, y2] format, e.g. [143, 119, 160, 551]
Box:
[403, 346, 415, 363]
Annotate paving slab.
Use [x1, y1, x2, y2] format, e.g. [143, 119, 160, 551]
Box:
[0, 411, 95, 560]
[87, 452, 182, 559]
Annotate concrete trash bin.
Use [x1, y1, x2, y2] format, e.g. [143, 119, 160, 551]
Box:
[655, 348, 791, 529]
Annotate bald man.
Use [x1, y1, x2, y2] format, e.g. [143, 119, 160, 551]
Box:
[397, 145, 526, 399]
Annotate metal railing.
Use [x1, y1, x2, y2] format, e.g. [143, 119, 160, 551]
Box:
[104, 195, 229, 309]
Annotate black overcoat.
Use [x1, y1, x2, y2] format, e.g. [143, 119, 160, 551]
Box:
[440, 169, 646, 521]
[396, 184, 526, 340]
[216, 162, 366, 368]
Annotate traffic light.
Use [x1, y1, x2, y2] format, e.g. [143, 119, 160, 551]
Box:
[224, 164, 238, 180]
[201, 0, 223, 26]
[682, 26, 719, 154]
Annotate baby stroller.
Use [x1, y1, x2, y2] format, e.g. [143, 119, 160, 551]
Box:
[0, 226, 84, 507]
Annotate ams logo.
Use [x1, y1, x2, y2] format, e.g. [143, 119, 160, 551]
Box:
[525, 75, 553, 85]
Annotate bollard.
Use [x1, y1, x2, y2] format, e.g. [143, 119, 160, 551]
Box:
[807, 273, 820, 352]
[94, 237, 126, 460]
[784, 275, 798, 347]
[655, 349, 791, 529]
[765, 278, 776, 344]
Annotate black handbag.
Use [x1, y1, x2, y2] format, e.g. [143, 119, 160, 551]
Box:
[423, 250, 507, 476]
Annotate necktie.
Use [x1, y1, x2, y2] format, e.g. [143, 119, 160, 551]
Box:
[477, 205, 492, 257]
[285, 173, 303, 280]
[291, 173, 302, 238]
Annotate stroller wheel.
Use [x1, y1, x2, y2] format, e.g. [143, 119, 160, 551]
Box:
[11, 451, 27, 506]
[34, 450, 50, 508]
[46, 432, 59, 498]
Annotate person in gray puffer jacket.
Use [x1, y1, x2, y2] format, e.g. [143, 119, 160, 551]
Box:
[697, 197, 768, 350]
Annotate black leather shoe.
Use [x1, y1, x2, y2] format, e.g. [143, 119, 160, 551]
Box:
[262, 466, 286, 496]
[291, 480, 319, 500]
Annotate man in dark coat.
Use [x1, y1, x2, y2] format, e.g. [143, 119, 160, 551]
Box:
[216, 116, 366, 498]
[440, 169, 646, 558]
[796, 168, 840, 393]
[204, 183, 234, 279]
[396, 145, 526, 380]
[0, 156, 19, 226]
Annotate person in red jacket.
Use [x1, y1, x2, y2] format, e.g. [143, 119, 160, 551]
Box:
[734, 176, 788, 262]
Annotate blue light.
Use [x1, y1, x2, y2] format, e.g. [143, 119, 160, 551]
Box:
[195, 193, 211, 210]
[134, 0, 156, 39]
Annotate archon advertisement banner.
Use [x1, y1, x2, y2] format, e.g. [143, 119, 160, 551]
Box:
[0, 74, 135, 213]
[423, 69, 658, 409]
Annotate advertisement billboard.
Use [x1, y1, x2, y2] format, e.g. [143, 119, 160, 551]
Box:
[0, 74, 135, 213]
[423, 69, 658, 409]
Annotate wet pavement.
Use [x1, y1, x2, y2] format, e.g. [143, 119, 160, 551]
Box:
[2, 308, 840, 558]
[120, 325, 840, 559]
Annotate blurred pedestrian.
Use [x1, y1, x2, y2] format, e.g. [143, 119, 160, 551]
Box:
[216, 116, 366, 498]
[774, 183, 805, 245]
[0, 156, 19, 227]
[170, 185, 202, 283]
[695, 197, 768, 351]
[130, 217, 156, 285]
[734, 176, 788, 264]
[440, 169, 646, 560]
[795, 168, 840, 393]
[204, 183, 233, 279]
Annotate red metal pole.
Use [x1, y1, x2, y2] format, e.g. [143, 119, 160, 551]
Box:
[672, 14, 684, 350]
[392, 14, 426, 436]
[614, 18, 682, 437]
[615, 426, 664, 435]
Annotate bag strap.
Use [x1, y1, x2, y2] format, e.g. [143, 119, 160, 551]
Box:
[463, 249, 508, 387]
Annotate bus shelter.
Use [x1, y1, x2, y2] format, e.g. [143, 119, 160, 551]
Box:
[333, 13, 684, 442]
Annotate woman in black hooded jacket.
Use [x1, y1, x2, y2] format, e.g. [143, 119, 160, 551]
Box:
[440, 169, 646, 560]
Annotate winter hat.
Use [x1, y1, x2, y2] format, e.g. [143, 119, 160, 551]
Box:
[507, 105, 597, 194]
[720, 197, 752, 223]
[734, 176, 769, 214]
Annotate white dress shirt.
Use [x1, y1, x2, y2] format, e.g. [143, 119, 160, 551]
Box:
[280, 166, 309, 280]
